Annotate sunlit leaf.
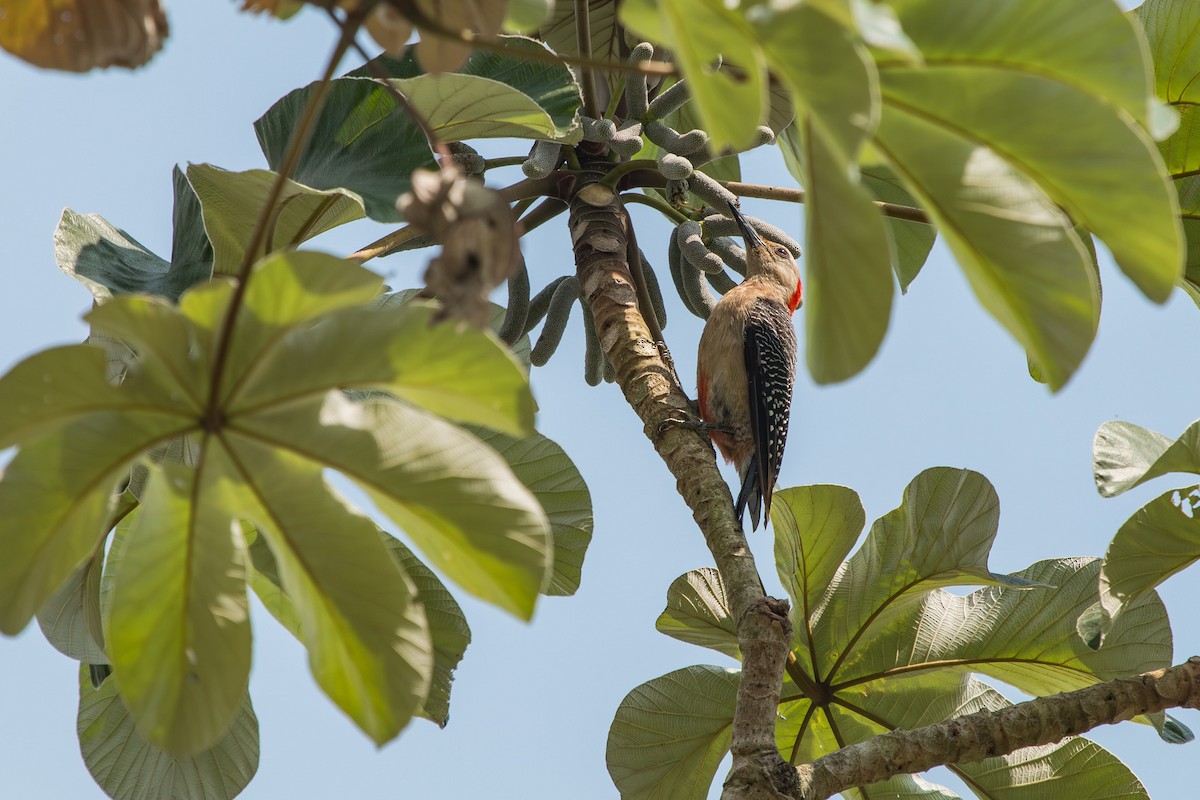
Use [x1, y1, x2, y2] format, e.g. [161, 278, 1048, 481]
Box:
[186, 164, 365, 276]
[78, 666, 258, 800]
[255, 78, 437, 222]
[106, 459, 251, 755]
[353, 36, 582, 143]
[1097, 486, 1200, 627]
[224, 433, 432, 745]
[1093, 419, 1200, 497]
[655, 568, 738, 660]
[606, 665, 738, 800]
[464, 426, 592, 596]
[620, 0, 765, 150]
[54, 167, 212, 302]
[37, 549, 106, 663]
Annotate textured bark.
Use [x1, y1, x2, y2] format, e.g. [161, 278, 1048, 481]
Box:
[796, 657, 1200, 800]
[725, 598, 800, 800]
[568, 188, 794, 800]
[568, 191, 766, 620]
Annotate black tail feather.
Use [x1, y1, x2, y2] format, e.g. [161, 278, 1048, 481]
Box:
[735, 457, 763, 531]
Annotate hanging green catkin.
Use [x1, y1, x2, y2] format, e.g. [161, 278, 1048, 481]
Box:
[668, 224, 687, 301]
[609, 120, 644, 158]
[522, 140, 562, 179]
[447, 142, 486, 177]
[687, 170, 739, 210]
[530, 276, 581, 366]
[581, 296, 604, 386]
[626, 42, 653, 117]
[708, 236, 747, 275]
[645, 120, 708, 156]
[677, 220, 725, 274]
[705, 269, 738, 295]
[581, 116, 617, 143]
[702, 213, 802, 256]
[638, 248, 667, 329]
[524, 275, 572, 334]
[680, 258, 716, 318]
[647, 79, 689, 118]
[657, 151, 694, 180]
[498, 255, 530, 345]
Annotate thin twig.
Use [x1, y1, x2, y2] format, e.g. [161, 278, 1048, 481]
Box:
[348, 175, 561, 263]
[344, 26, 451, 162]
[574, 0, 600, 118]
[202, 7, 365, 426]
[621, 191, 690, 225]
[720, 180, 931, 225]
[518, 197, 568, 236]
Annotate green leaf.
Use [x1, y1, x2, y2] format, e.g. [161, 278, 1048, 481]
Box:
[77, 666, 259, 800]
[105, 459, 251, 756]
[353, 37, 582, 143]
[539, 0, 623, 96]
[36, 549, 106, 663]
[620, 0, 766, 150]
[380, 535, 471, 726]
[0, 403, 192, 635]
[867, 0, 1182, 387]
[229, 299, 535, 436]
[463, 426, 592, 596]
[606, 665, 738, 800]
[840, 558, 1172, 700]
[859, 164, 936, 291]
[185, 164, 366, 276]
[879, 65, 1180, 305]
[1093, 419, 1200, 497]
[1098, 486, 1200, 621]
[222, 433, 433, 745]
[255, 78, 437, 222]
[504, 0, 552, 32]
[872, 99, 1097, 391]
[249, 524, 472, 728]
[772, 484, 864, 669]
[754, 3, 878, 166]
[54, 167, 213, 302]
[809, 468, 1034, 681]
[0, 344, 175, 449]
[796, 122, 894, 384]
[655, 568, 738, 660]
[240, 393, 550, 619]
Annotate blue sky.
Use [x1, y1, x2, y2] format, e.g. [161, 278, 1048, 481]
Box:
[1, 3, 1197, 799]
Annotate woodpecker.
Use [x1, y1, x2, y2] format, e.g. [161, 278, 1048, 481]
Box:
[696, 203, 802, 530]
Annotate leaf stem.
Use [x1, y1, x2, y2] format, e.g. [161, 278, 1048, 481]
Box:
[203, 8, 365, 427]
[721, 180, 931, 224]
[621, 192, 689, 225]
[574, 0, 600, 118]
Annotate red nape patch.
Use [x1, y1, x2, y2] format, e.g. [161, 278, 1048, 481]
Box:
[788, 279, 804, 313]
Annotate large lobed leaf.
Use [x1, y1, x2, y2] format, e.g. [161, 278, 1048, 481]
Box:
[352, 36, 582, 143]
[0, 250, 555, 760]
[55, 167, 213, 303]
[1090, 418, 1200, 633]
[610, 469, 1181, 799]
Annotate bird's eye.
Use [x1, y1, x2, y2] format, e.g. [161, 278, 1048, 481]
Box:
[776, 246, 789, 257]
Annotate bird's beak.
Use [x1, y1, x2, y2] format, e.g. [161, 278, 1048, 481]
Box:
[727, 201, 764, 249]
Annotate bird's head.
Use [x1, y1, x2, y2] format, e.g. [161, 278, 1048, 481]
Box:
[727, 201, 803, 311]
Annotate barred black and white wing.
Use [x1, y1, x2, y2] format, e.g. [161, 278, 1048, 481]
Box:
[739, 298, 798, 529]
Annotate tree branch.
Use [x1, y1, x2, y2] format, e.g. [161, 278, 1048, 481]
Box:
[567, 180, 765, 623]
[795, 657, 1200, 800]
